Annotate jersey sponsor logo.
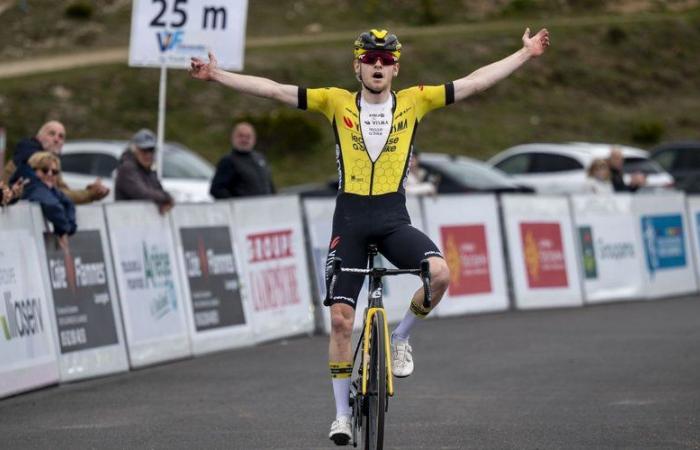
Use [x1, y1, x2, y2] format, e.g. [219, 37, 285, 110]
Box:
[343, 116, 354, 129]
[330, 236, 341, 249]
[394, 107, 412, 120]
[520, 223, 568, 288]
[392, 119, 408, 133]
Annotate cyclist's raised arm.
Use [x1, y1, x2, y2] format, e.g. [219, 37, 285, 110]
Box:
[452, 28, 549, 103]
[190, 52, 299, 107]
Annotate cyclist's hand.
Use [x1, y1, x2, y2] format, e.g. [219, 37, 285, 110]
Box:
[522, 27, 550, 57]
[190, 51, 218, 81]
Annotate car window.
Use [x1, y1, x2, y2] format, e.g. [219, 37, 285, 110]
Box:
[530, 153, 583, 173]
[494, 154, 531, 175]
[61, 152, 98, 175]
[623, 157, 662, 174]
[651, 150, 676, 171]
[94, 154, 119, 178]
[423, 158, 515, 189]
[162, 147, 214, 180]
[674, 149, 700, 170]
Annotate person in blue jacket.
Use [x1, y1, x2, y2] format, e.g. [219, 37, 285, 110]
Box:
[19, 151, 76, 247]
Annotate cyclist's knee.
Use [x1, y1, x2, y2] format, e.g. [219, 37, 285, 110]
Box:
[330, 304, 354, 339]
[430, 258, 450, 294]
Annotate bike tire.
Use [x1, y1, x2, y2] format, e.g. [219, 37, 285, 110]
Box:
[363, 313, 386, 450]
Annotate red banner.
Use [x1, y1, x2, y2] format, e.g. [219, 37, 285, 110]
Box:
[440, 225, 491, 296]
[520, 223, 568, 288]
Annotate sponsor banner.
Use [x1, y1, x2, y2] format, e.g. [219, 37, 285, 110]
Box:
[687, 196, 700, 285]
[302, 197, 429, 334]
[231, 196, 314, 342]
[571, 195, 646, 303]
[423, 195, 508, 316]
[105, 203, 190, 368]
[634, 194, 697, 298]
[0, 203, 59, 398]
[501, 195, 583, 309]
[171, 204, 253, 355]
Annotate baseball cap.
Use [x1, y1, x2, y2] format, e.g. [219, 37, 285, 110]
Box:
[131, 129, 157, 150]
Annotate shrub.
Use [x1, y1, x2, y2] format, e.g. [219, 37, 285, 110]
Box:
[65, 1, 93, 20]
[630, 120, 664, 145]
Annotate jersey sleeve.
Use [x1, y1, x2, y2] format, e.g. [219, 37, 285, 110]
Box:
[405, 82, 455, 121]
[297, 87, 337, 122]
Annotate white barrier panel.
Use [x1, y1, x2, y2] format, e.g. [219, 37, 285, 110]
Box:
[571, 195, 646, 304]
[171, 203, 254, 355]
[40, 206, 129, 382]
[501, 195, 584, 310]
[302, 197, 425, 334]
[0, 203, 59, 398]
[634, 193, 698, 298]
[422, 194, 509, 316]
[231, 196, 314, 342]
[688, 196, 700, 286]
[105, 202, 191, 368]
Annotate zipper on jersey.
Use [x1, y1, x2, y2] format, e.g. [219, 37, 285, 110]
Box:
[355, 91, 397, 196]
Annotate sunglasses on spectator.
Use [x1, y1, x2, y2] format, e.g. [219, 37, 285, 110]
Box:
[139, 146, 156, 153]
[40, 168, 60, 176]
[358, 51, 397, 66]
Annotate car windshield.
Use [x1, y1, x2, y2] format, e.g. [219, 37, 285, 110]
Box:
[425, 157, 515, 189]
[163, 145, 214, 180]
[623, 157, 663, 175]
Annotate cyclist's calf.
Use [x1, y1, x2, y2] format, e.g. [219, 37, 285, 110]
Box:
[425, 256, 450, 308]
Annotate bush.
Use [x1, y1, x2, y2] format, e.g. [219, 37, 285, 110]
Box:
[233, 111, 325, 158]
[630, 120, 665, 145]
[65, 1, 93, 20]
[605, 26, 627, 45]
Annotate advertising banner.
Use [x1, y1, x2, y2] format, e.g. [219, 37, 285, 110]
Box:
[422, 194, 509, 316]
[302, 197, 427, 334]
[0, 203, 59, 398]
[687, 196, 700, 285]
[634, 194, 697, 298]
[105, 203, 191, 368]
[570, 195, 646, 304]
[41, 206, 129, 381]
[171, 203, 253, 355]
[501, 195, 583, 310]
[231, 196, 314, 342]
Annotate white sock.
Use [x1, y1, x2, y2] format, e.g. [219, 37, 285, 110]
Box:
[392, 309, 418, 342]
[332, 377, 352, 419]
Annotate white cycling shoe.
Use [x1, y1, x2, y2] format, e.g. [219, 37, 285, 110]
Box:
[329, 415, 352, 446]
[391, 338, 414, 378]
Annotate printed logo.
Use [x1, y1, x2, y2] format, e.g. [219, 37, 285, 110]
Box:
[520, 223, 568, 288]
[641, 214, 686, 275]
[0, 291, 44, 341]
[246, 229, 301, 311]
[343, 116, 354, 129]
[391, 119, 408, 133]
[330, 236, 341, 250]
[578, 226, 597, 279]
[156, 31, 184, 52]
[440, 225, 491, 296]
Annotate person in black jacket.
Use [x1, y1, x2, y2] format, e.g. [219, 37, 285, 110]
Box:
[608, 145, 646, 192]
[209, 122, 276, 198]
[114, 129, 174, 214]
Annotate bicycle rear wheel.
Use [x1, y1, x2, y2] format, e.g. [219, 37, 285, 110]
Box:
[363, 313, 387, 450]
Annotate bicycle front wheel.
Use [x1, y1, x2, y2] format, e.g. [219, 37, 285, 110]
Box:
[363, 312, 387, 450]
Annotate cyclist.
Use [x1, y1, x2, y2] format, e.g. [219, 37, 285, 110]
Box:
[190, 26, 549, 445]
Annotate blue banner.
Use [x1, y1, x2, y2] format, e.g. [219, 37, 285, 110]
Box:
[641, 214, 686, 275]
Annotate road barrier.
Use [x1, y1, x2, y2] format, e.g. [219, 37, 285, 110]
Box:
[1, 192, 699, 398]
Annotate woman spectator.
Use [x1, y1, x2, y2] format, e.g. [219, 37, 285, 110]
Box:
[584, 158, 613, 194]
[18, 151, 76, 245]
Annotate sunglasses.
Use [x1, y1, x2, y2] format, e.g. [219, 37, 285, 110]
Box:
[139, 147, 156, 153]
[358, 51, 397, 66]
[40, 168, 60, 176]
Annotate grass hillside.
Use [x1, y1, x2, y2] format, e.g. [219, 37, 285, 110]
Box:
[1, 3, 700, 187]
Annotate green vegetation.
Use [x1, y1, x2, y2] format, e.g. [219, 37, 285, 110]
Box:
[1, 4, 699, 187]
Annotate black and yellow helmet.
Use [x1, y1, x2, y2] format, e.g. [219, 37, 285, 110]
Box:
[353, 29, 402, 60]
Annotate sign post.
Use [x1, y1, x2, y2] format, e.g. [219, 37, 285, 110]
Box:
[128, 0, 249, 177]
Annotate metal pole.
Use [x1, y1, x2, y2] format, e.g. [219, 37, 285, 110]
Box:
[156, 65, 167, 179]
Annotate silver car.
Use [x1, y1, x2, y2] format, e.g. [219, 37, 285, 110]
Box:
[60, 140, 215, 202]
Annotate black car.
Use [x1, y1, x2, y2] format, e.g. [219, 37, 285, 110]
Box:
[650, 141, 700, 193]
[281, 152, 533, 197]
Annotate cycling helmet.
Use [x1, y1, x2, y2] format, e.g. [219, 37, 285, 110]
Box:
[353, 29, 402, 60]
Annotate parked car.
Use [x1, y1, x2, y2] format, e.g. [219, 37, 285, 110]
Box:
[60, 140, 215, 202]
[650, 141, 700, 193]
[280, 152, 533, 197]
[486, 142, 674, 194]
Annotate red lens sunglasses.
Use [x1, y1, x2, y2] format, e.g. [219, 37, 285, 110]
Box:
[358, 51, 397, 66]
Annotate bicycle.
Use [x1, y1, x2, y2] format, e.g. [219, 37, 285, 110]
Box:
[325, 244, 432, 449]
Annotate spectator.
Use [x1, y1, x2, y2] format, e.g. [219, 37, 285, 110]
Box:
[583, 159, 613, 194]
[608, 145, 646, 192]
[210, 122, 276, 198]
[115, 129, 174, 214]
[19, 151, 76, 247]
[3, 120, 110, 203]
[0, 178, 27, 207]
[404, 150, 437, 196]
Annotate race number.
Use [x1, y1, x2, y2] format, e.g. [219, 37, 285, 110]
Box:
[129, 0, 248, 70]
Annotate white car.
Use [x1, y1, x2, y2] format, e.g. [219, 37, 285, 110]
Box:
[60, 140, 215, 202]
[486, 142, 675, 194]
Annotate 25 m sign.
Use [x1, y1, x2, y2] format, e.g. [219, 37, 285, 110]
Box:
[129, 0, 248, 70]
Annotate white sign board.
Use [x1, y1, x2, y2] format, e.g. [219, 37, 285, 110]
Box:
[571, 194, 646, 304]
[129, 0, 248, 69]
[231, 196, 314, 343]
[688, 196, 700, 286]
[501, 195, 584, 310]
[171, 203, 254, 355]
[0, 204, 59, 398]
[105, 203, 191, 368]
[634, 193, 698, 298]
[422, 194, 509, 316]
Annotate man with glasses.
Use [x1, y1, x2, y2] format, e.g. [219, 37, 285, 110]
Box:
[190, 27, 550, 445]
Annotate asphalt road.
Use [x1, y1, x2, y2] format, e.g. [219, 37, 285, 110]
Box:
[2, 296, 699, 450]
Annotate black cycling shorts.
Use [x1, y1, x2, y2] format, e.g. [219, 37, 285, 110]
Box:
[325, 192, 443, 309]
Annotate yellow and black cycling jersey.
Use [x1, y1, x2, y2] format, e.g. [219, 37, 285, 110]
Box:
[298, 83, 454, 196]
